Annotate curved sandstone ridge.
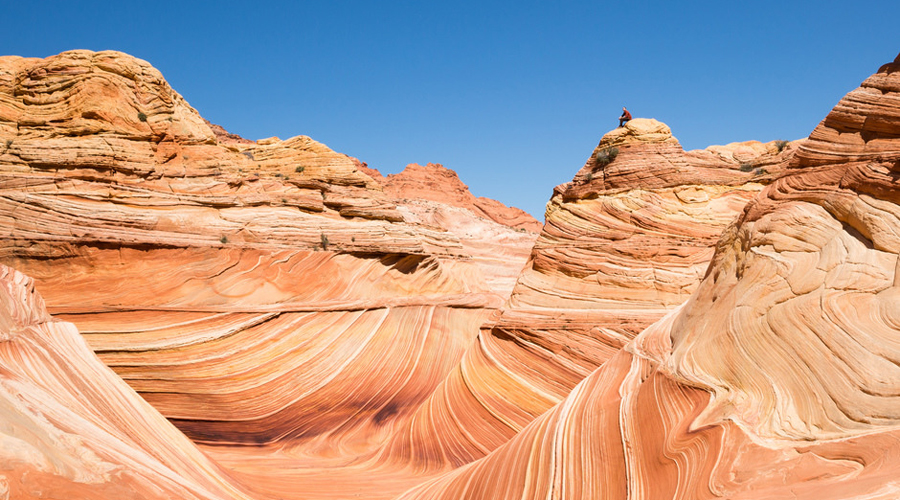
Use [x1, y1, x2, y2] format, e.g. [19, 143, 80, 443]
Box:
[374, 162, 542, 233]
[3, 47, 900, 500]
[0, 49, 525, 472]
[395, 53, 900, 500]
[795, 52, 900, 167]
[0, 264, 252, 500]
[373, 119, 795, 470]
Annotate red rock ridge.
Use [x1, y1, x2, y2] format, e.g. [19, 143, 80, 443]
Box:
[0, 264, 254, 500]
[367, 162, 543, 233]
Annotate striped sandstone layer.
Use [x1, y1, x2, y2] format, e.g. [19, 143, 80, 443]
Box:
[0, 264, 252, 500]
[363, 162, 541, 297]
[374, 119, 795, 470]
[396, 52, 900, 500]
[0, 50, 528, 499]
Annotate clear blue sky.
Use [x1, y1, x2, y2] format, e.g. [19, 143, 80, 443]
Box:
[3, 1, 899, 220]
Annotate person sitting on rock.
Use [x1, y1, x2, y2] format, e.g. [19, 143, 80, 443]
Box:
[618, 107, 632, 127]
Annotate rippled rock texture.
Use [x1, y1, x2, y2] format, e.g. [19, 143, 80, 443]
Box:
[0, 265, 252, 500]
[3, 48, 900, 500]
[0, 50, 533, 498]
[398, 53, 900, 499]
[362, 162, 540, 298]
[376, 118, 793, 470]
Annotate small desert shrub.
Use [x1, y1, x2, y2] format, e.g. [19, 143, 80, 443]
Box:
[242, 151, 255, 161]
[739, 162, 755, 172]
[274, 172, 284, 178]
[137, 112, 148, 122]
[295, 165, 305, 173]
[775, 140, 789, 152]
[585, 171, 594, 182]
[320, 233, 329, 250]
[220, 235, 228, 244]
[593, 147, 620, 168]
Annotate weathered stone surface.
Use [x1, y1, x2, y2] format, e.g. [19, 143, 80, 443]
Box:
[374, 119, 788, 471]
[4, 48, 900, 500]
[0, 51, 523, 499]
[395, 53, 900, 500]
[374, 162, 542, 233]
[0, 264, 253, 500]
[357, 162, 540, 297]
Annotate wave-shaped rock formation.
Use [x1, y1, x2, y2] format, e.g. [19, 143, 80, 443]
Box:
[2, 47, 899, 500]
[398, 52, 900, 499]
[0, 264, 252, 500]
[375, 119, 794, 470]
[0, 50, 536, 498]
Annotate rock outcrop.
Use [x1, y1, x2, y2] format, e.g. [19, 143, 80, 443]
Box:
[0, 265, 252, 500]
[374, 162, 542, 233]
[3, 47, 900, 500]
[374, 119, 794, 470]
[0, 51, 530, 500]
[361, 162, 540, 297]
[395, 53, 900, 500]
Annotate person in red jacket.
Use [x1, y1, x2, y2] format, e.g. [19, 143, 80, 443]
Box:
[618, 107, 632, 127]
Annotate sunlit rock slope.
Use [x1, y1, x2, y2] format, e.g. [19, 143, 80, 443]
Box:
[3, 47, 899, 500]
[363, 162, 541, 297]
[0, 50, 529, 474]
[397, 52, 900, 500]
[374, 118, 796, 470]
[0, 264, 252, 500]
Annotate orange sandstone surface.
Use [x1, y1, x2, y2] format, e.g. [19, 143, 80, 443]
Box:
[1, 48, 899, 500]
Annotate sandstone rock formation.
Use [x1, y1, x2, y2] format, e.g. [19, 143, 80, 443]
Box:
[396, 53, 900, 500]
[3, 46, 900, 500]
[0, 50, 532, 498]
[374, 162, 542, 233]
[373, 118, 795, 471]
[0, 264, 252, 500]
[362, 162, 540, 297]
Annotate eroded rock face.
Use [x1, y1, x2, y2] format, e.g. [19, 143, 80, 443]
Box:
[4, 47, 900, 500]
[375, 162, 542, 233]
[396, 53, 900, 500]
[0, 265, 252, 500]
[374, 119, 793, 470]
[0, 50, 522, 468]
[360, 162, 541, 297]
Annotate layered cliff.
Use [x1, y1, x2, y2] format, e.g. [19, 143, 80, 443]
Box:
[3, 46, 899, 500]
[363, 162, 541, 297]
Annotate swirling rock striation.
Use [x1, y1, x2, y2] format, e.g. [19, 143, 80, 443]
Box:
[375, 118, 794, 470]
[359, 162, 540, 298]
[397, 51, 900, 500]
[0, 50, 527, 474]
[0, 264, 252, 500]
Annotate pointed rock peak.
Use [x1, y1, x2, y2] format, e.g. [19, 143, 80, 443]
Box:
[599, 118, 681, 149]
[795, 52, 900, 168]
